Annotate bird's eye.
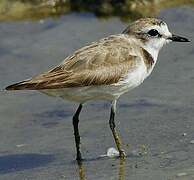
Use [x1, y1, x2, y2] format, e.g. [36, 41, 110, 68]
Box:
[147, 29, 159, 37]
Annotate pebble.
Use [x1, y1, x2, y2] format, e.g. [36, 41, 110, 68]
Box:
[106, 147, 119, 158]
[99, 147, 120, 158]
[190, 140, 194, 144]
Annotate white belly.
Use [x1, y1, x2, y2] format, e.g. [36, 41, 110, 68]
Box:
[41, 63, 149, 103]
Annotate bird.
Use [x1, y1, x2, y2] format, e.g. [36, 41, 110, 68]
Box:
[5, 18, 189, 162]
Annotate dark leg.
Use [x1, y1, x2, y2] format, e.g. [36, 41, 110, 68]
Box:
[73, 104, 83, 162]
[109, 100, 126, 158]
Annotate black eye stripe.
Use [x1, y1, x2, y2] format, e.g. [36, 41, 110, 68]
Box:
[148, 29, 159, 37]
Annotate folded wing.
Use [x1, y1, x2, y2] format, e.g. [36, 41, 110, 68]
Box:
[6, 35, 141, 90]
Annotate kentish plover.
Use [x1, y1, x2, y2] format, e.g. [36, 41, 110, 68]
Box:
[6, 18, 190, 161]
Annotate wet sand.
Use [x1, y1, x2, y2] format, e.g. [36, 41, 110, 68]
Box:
[0, 6, 194, 180]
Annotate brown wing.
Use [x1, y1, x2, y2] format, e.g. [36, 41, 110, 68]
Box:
[6, 35, 141, 90]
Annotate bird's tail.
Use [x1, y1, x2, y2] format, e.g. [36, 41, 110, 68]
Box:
[5, 79, 35, 90]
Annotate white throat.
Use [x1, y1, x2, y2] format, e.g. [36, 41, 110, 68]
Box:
[142, 38, 165, 62]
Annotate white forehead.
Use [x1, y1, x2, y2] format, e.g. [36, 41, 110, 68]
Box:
[143, 24, 172, 37]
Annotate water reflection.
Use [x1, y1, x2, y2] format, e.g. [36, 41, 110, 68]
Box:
[118, 158, 126, 180]
[77, 161, 87, 180]
[76, 158, 126, 180]
[0, 153, 54, 174]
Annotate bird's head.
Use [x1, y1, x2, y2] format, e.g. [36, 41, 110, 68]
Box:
[123, 18, 190, 59]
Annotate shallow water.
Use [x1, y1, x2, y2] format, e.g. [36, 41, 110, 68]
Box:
[0, 6, 194, 180]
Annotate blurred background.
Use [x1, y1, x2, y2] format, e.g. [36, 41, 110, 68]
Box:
[0, 0, 193, 21]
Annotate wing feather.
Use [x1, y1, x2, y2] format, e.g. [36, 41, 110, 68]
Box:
[6, 35, 142, 90]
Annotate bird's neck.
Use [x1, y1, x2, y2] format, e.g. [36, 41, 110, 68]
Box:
[141, 44, 159, 62]
[141, 38, 165, 63]
[140, 40, 162, 73]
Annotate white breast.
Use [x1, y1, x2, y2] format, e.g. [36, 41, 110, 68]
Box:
[41, 60, 150, 103]
[113, 60, 148, 94]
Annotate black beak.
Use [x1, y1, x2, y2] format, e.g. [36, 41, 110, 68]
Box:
[168, 34, 190, 42]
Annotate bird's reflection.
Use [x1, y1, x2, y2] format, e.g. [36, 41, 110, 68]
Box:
[118, 158, 126, 180]
[76, 157, 126, 180]
[77, 161, 86, 180]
